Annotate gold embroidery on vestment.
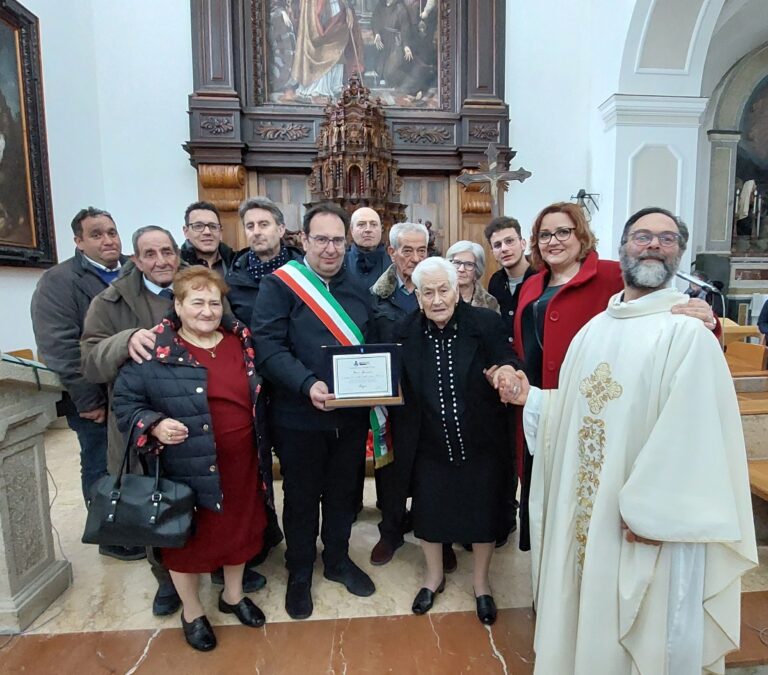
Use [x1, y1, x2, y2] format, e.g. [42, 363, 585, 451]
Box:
[575, 417, 606, 575]
[579, 362, 623, 414]
[574, 363, 623, 576]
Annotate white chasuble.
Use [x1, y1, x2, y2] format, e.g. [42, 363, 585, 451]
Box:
[525, 288, 757, 675]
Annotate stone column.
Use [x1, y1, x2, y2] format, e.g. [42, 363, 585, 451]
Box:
[705, 130, 740, 252]
[0, 359, 71, 633]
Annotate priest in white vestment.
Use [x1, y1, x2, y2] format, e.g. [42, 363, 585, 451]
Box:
[503, 207, 758, 675]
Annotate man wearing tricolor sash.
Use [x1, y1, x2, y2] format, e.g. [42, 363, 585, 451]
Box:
[252, 202, 376, 620]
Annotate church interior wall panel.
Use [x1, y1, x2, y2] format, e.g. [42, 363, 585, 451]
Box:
[628, 144, 681, 217]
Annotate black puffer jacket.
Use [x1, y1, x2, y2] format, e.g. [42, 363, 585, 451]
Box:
[111, 313, 267, 512]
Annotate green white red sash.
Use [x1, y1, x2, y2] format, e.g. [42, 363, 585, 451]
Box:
[273, 260, 393, 468]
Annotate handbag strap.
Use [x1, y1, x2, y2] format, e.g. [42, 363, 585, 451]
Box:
[149, 453, 164, 524]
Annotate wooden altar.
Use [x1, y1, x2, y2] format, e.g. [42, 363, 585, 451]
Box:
[185, 0, 514, 255]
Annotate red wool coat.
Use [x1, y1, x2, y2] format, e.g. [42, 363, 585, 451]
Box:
[513, 250, 623, 390]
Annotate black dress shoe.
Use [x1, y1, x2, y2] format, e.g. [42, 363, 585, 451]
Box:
[475, 594, 497, 625]
[98, 544, 147, 561]
[412, 578, 446, 615]
[218, 592, 266, 627]
[248, 521, 285, 566]
[370, 537, 404, 566]
[181, 612, 217, 651]
[324, 559, 375, 597]
[152, 583, 181, 617]
[210, 567, 266, 593]
[442, 544, 458, 574]
[285, 574, 313, 620]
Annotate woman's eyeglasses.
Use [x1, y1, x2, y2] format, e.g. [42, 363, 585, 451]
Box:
[536, 227, 575, 244]
[450, 259, 477, 271]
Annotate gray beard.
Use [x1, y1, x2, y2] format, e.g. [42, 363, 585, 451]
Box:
[620, 248, 680, 290]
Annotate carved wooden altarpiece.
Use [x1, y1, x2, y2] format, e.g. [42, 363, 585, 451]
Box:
[185, 0, 512, 249]
[308, 74, 405, 230]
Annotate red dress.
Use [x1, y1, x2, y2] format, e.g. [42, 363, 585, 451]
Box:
[162, 332, 266, 573]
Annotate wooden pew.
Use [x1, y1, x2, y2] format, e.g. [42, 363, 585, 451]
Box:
[726, 342, 768, 376]
[749, 460, 768, 502]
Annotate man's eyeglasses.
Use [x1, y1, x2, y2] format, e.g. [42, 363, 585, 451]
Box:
[491, 236, 520, 250]
[451, 259, 477, 271]
[188, 222, 222, 233]
[536, 227, 575, 244]
[627, 230, 681, 248]
[307, 234, 347, 249]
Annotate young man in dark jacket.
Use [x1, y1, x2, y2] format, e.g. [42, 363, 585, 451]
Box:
[180, 201, 235, 277]
[484, 216, 535, 339]
[30, 207, 140, 561]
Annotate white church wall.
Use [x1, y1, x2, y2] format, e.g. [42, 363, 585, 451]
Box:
[1, 0, 196, 352]
[90, 2, 197, 241]
[503, 0, 592, 236]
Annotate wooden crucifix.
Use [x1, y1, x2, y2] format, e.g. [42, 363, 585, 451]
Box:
[456, 143, 532, 218]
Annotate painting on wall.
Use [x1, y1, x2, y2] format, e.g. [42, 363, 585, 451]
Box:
[0, 0, 55, 268]
[265, 0, 441, 108]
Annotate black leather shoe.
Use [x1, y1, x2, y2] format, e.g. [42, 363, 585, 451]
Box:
[218, 592, 266, 627]
[210, 567, 266, 593]
[152, 583, 181, 617]
[324, 559, 375, 597]
[442, 544, 458, 574]
[248, 521, 285, 566]
[98, 544, 147, 561]
[181, 613, 216, 651]
[412, 578, 446, 615]
[475, 594, 497, 625]
[370, 537, 404, 566]
[285, 574, 313, 620]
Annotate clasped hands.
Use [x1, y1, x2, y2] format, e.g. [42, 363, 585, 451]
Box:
[484, 365, 530, 405]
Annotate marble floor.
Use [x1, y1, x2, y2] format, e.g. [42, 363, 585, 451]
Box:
[3, 427, 768, 674]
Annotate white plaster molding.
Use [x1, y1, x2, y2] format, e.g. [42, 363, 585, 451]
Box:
[600, 94, 708, 130]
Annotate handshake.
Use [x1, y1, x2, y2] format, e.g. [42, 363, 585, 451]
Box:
[484, 365, 530, 406]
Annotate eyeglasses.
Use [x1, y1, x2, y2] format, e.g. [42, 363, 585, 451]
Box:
[536, 227, 575, 244]
[451, 259, 477, 271]
[188, 221, 222, 233]
[491, 236, 520, 250]
[627, 230, 681, 248]
[307, 234, 347, 249]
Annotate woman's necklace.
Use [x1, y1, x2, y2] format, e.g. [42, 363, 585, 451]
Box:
[179, 329, 223, 358]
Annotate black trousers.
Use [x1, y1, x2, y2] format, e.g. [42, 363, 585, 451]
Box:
[273, 423, 368, 574]
[376, 437, 417, 546]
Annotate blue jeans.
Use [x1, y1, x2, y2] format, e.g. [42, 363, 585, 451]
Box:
[66, 414, 108, 501]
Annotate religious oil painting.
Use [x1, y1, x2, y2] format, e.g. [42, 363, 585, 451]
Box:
[0, 1, 56, 268]
[266, 0, 440, 108]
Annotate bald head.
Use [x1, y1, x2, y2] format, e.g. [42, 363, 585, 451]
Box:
[350, 207, 383, 251]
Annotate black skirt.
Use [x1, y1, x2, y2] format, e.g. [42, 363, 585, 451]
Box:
[412, 450, 502, 544]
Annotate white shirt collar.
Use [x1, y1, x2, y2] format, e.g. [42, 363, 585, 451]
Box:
[143, 276, 171, 296]
[84, 254, 121, 272]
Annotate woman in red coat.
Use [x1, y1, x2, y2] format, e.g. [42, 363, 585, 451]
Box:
[512, 203, 620, 550]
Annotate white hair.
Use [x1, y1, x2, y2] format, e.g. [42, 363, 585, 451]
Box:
[412, 256, 458, 290]
[389, 221, 429, 249]
[445, 240, 486, 278]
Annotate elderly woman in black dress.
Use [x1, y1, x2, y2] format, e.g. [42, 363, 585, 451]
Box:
[112, 267, 269, 652]
[390, 257, 519, 625]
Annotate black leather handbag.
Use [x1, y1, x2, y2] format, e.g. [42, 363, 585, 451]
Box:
[82, 440, 195, 549]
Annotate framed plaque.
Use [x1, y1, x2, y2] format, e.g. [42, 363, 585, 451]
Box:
[322, 343, 403, 409]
